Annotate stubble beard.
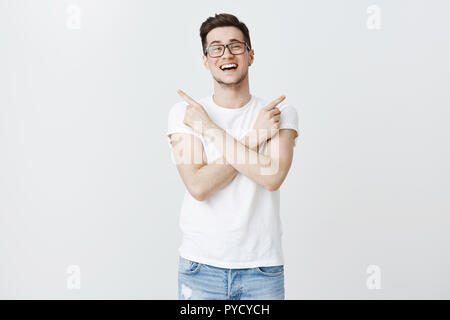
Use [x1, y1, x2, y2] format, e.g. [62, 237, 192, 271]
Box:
[213, 69, 248, 89]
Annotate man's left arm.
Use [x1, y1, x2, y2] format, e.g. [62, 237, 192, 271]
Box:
[203, 125, 297, 191]
[260, 128, 297, 190]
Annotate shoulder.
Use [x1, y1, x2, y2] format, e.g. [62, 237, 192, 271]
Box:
[168, 100, 188, 117]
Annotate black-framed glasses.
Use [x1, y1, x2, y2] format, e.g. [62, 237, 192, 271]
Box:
[205, 40, 250, 58]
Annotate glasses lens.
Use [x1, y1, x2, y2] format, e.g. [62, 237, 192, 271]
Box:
[229, 42, 245, 54]
[209, 45, 224, 57]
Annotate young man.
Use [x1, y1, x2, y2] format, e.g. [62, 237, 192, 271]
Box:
[167, 13, 299, 300]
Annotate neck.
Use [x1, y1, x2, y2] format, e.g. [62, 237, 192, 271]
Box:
[212, 74, 251, 109]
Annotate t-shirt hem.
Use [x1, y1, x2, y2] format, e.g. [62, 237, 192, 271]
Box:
[279, 125, 299, 146]
[167, 130, 203, 147]
[280, 124, 298, 131]
[179, 251, 284, 269]
[167, 129, 202, 139]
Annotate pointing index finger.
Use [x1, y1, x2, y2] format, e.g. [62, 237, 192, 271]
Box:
[177, 89, 200, 107]
[265, 95, 286, 110]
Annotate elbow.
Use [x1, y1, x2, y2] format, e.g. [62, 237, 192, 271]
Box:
[264, 171, 288, 192]
[263, 181, 281, 192]
[189, 185, 208, 202]
[193, 192, 207, 202]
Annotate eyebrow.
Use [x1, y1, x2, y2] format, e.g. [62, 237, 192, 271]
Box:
[208, 38, 243, 46]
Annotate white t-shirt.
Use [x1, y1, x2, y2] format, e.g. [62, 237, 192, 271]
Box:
[167, 94, 299, 268]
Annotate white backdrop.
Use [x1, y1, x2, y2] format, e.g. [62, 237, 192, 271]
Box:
[1, 0, 449, 299]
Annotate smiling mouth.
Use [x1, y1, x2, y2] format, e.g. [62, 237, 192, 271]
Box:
[219, 63, 238, 72]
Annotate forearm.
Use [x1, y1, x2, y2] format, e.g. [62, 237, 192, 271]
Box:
[192, 130, 260, 200]
[203, 125, 278, 190]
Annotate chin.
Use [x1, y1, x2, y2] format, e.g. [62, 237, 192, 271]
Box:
[213, 72, 247, 86]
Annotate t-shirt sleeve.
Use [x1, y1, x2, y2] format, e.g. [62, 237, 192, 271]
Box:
[278, 103, 300, 147]
[167, 101, 203, 148]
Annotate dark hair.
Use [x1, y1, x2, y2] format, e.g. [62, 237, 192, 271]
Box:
[200, 13, 252, 56]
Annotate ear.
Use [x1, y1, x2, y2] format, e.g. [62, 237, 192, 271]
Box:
[202, 55, 209, 70]
[248, 49, 255, 66]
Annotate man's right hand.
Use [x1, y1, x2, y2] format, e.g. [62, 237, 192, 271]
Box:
[252, 95, 285, 144]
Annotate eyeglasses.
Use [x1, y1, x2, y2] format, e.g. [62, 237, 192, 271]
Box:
[205, 40, 250, 58]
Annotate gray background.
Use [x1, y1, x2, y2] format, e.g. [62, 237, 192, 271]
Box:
[1, 0, 449, 299]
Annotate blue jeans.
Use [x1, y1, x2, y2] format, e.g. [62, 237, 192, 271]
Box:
[178, 256, 285, 300]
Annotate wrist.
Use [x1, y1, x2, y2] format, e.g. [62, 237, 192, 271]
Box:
[204, 119, 218, 132]
[240, 128, 260, 151]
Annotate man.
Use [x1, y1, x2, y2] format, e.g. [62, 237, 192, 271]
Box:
[167, 13, 299, 300]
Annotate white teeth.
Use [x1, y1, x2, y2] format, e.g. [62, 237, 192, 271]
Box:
[220, 63, 237, 70]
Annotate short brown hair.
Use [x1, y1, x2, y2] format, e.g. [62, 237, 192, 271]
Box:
[200, 13, 252, 56]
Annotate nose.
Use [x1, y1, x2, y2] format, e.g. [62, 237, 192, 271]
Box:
[222, 45, 234, 58]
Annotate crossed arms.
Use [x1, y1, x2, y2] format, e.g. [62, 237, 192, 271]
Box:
[168, 90, 298, 201]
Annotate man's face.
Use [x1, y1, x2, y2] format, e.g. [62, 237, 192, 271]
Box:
[202, 26, 254, 87]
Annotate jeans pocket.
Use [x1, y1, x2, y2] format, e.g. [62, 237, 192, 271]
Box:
[179, 256, 202, 275]
[256, 265, 284, 277]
